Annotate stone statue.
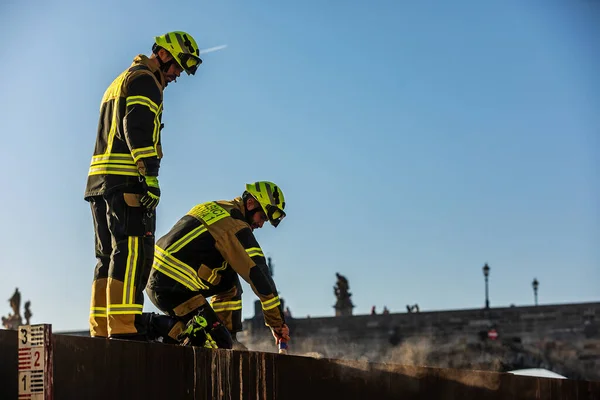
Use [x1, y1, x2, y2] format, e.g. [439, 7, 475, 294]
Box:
[2, 288, 22, 329]
[24, 301, 32, 325]
[9, 288, 21, 316]
[333, 273, 354, 316]
[2, 288, 30, 330]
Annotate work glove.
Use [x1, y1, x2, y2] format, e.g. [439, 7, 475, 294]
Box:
[140, 176, 161, 210]
[271, 324, 290, 346]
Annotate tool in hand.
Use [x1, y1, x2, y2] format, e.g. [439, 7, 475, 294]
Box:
[278, 340, 288, 354]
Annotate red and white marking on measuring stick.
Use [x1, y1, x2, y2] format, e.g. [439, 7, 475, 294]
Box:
[18, 324, 53, 400]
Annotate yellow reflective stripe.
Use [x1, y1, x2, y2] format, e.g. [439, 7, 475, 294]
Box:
[262, 296, 280, 308]
[263, 301, 281, 311]
[107, 310, 143, 315]
[153, 259, 197, 290]
[107, 304, 143, 315]
[154, 254, 200, 289]
[107, 304, 143, 310]
[91, 153, 135, 165]
[89, 152, 138, 176]
[131, 146, 158, 163]
[212, 300, 242, 312]
[167, 225, 208, 253]
[126, 95, 159, 114]
[90, 307, 107, 317]
[125, 96, 160, 153]
[246, 247, 264, 258]
[152, 259, 203, 291]
[261, 296, 281, 311]
[153, 103, 163, 146]
[106, 97, 121, 158]
[155, 247, 199, 279]
[88, 165, 139, 176]
[207, 261, 228, 285]
[123, 237, 139, 304]
[154, 246, 209, 290]
[90, 312, 106, 318]
[89, 164, 138, 170]
[104, 73, 127, 153]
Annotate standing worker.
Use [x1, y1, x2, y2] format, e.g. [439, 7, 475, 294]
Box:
[145, 181, 291, 350]
[84, 31, 202, 341]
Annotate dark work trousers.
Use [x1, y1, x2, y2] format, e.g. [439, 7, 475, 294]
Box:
[88, 192, 155, 338]
[146, 265, 244, 336]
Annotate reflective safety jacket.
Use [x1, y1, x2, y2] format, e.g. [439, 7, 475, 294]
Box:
[153, 198, 286, 329]
[85, 55, 166, 199]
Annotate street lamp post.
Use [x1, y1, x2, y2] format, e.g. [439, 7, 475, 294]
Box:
[532, 278, 539, 306]
[482, 263, 490, 309]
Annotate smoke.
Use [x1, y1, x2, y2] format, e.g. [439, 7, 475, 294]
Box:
[238, 333, 504, 389]
[383, 337, 433, 366]
[241, 333, 506, 371]
[235, 327, 596, 381]
[236, 326, 594, 378]
[238, 330, 391, 361]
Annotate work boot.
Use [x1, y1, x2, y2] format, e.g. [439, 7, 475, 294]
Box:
[191, 303, 234, 349]
[147, 313, 185, 344]
[178, 315, 212, 348]
[207, 321, 233, 349]
[177, 307, 234, 349]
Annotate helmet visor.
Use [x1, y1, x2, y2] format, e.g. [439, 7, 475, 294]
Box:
[179, 53, 202, 75]
[266, 204, 286, 227]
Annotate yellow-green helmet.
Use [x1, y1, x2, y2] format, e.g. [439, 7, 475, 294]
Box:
[245, 181, 286, 227]
[154, 31, 202, 75]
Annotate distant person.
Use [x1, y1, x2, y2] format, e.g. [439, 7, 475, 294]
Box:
[371, 306, 377, 315]
[145, 181, 290, 350]
[383, 306, 390, 315]
[84, 32, 202, 341]
[406, 304, 420, 313]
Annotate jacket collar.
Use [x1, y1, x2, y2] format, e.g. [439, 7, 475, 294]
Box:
[131, 54, 166, 89]
[231, 197, 246, 219]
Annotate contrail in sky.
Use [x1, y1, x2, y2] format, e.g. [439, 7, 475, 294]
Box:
[200, 44, 228, 54]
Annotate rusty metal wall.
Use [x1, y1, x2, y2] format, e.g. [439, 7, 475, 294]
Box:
[1, 330, 599, 399]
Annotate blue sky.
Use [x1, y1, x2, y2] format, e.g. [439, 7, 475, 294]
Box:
[0, 0, 598, 331]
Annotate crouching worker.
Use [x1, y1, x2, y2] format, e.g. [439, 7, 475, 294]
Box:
[145, 181, 290, 350]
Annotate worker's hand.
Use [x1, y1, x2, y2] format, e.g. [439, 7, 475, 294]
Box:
[140, 176, 161, 210]
[271, 324, 290, 345]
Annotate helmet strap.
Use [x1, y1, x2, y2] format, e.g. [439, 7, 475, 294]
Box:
[159, 59, 175, 74]
[152, 44, 175, 74]
[243, 192, 264, 226]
